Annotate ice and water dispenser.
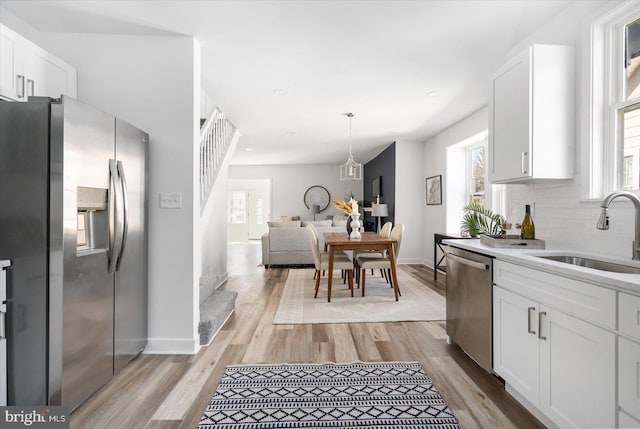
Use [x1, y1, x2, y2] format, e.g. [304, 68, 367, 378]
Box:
[76, 186, 108, 254]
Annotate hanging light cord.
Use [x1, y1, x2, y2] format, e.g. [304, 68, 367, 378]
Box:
[346, 112, 354, 156]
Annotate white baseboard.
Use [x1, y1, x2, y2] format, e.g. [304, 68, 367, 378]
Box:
[144, 337, 200, 355]
[397, 258, 429, 266]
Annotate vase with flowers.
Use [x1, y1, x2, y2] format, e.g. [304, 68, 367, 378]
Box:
[332, 197, 361, 239]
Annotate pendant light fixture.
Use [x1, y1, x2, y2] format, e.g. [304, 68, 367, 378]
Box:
[340, 112, 362, 181]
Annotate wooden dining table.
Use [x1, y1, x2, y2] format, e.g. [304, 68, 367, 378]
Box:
[323, 232, 400, 302]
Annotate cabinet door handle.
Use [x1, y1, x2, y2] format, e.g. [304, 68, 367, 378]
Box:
[527, 307, 536, 334]
[26, 79, 34, 96]
[538, 311, 547, 340]
[16, 75, 25, 98]
[521, 152, 528, 175]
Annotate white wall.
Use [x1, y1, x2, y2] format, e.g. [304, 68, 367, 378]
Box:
[500, 0, 636, 259]
[423, 108, 489, 267]
[394, 141, 426, 264]
[201, 132, 240, 286]
[38, 32, 201, 353]
[421, 0, 640, 264]
[229, 164, 364, 219]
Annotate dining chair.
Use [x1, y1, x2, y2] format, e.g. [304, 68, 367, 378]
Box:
[305, 224, 354, 302]
[355, 224, 404, 298]
[354, 221, 392, 284]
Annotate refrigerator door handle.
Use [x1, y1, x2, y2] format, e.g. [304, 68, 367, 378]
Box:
[115, 161, 129, 271]
[109, 159, 124, 274]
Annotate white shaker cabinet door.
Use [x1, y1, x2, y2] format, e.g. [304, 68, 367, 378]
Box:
[23, 41, 77, 100]
[489, 49, 531, 183]
[0, 24, 25, 101]
[0, 24, 77, 101]
[493, 286, 540, 406]
[538, 306, 615, 429]
[619, 337, 640, 423]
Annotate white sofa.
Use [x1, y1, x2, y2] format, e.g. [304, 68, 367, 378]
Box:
[261, 220, 347, 268]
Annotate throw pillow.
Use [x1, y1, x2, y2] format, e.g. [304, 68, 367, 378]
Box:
[301, 220, 332, 228]
[268, 220, 302, 228]
[274, 216, 293, 222]
[332, 219, 347, 227]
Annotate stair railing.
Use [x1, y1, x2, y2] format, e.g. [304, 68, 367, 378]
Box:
[200, 107, 236, 210]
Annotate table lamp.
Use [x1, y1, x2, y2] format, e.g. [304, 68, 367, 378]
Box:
[372, 203, 389, 233]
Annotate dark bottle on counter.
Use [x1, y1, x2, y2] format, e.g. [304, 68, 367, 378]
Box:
[520, 204, 535, 240]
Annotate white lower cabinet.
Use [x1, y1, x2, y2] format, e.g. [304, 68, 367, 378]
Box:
[493, 287, 539, 405]
[619, 337, 640, 425]
[493, 261, 617, 429]
[538, 306, 615, 429]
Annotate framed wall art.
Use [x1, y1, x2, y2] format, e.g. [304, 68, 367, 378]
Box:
[426, 175, 442, 205]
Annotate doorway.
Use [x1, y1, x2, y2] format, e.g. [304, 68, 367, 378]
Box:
[228, 179, 271, 242]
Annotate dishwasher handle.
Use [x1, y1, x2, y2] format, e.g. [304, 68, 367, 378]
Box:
[445, 251, 490, 271]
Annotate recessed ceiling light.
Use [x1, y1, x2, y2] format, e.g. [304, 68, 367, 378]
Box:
[425, 91, 440, 97]
[272, 89, 288, 96]
[245, 147, 254, 151]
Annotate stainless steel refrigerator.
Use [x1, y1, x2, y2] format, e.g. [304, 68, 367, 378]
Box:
[0, 96, 148, 410]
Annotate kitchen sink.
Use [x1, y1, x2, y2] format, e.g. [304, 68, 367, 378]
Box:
[536, 255, 640, 274]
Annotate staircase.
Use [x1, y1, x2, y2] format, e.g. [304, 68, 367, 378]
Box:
[198, 106, 238, 346]
[200, 107, 236, 211]
[198, 286, 237, 346]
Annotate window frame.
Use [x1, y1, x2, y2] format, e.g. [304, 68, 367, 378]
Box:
[466, 141, 486, 206]
[590, 1, 640, 198]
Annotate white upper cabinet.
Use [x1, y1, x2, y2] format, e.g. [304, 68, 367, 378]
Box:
[489, 44, 575, 183]
[0, 24, 77, 102]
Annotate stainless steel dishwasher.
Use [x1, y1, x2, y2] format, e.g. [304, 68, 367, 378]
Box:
[443, 244, 493, 373]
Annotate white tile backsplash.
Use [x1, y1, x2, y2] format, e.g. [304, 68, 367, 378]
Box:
[505, 174, 636, 260]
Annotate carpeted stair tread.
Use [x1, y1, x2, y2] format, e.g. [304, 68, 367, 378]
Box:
[199, 290, 237, 346]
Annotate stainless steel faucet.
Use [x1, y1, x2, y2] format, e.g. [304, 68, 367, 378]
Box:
[596, 191, 640, 260]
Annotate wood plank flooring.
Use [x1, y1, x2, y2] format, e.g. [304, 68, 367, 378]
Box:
[70, 242, 545, 429]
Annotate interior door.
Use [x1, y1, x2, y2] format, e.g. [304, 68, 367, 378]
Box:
[247, 189, 269, 240]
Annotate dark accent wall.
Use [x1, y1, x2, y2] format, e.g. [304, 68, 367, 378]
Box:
[363, 143, 395, 231]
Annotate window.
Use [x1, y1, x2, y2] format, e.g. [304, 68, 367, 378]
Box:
[446, 130, 500, 233]
[228, 191, 246, 224]
[623, 155, 634, 188]
[616, 18, 640, 191]
[592, 3, 640, 196]
[468, 144, 485, 206]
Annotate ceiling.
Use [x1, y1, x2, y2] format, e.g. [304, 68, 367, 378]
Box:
[1, 0, 574, 165]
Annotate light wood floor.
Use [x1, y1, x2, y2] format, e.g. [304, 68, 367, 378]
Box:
[70, 242, 545, 429]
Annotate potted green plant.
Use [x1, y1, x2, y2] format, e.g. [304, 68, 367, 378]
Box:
[460, 202, 505, 237]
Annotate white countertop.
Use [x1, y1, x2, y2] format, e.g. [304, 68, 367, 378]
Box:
[0, 260, 9, 269]
[442, 238, 640, 294]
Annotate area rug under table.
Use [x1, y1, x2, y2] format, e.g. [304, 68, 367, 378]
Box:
[196, 361, 461, 428]
[273, 269, 445, 324]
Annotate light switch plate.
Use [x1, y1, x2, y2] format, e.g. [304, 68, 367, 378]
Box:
[159, 192, 182, 209]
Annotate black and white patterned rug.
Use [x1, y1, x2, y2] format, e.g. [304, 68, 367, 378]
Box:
[197, 361, 461, 428]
